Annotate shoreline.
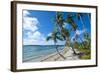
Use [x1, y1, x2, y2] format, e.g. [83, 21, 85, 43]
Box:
[23, 47, 80, 62]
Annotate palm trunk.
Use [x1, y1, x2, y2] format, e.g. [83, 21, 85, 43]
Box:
[65, 37, 77, 55]
[87, 14, 91, 25]
[77, 35, 87, 50]
[79, 15, 85, 30]
[55, 43, 66, 60]
[71, 46, 77, 55]
[79, 15, 87, 46]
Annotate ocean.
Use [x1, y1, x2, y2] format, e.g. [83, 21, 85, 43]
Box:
[23, 45, 64, 62]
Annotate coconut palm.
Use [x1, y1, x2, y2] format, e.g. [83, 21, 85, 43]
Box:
[65, 14, 78, 54]
[54, 12, 78, 55]
[83, 32, 91, 49]
[46, 31, 66, 59]
[61, 27, 70, 45]
[77, 13, 86, 30]
[66, 14, 78, 31]
[54, 12, 65, 34]
[87, 13, 91, 25]
[76, 13, 90, 38]
[73, 13, 86, 45]
[55, 12, 65, 28]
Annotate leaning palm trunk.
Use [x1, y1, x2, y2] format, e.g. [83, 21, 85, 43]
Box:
[55, 43, 66, 60]
[71, 46, 77, 55]
[78, 36, 86, 49]
[87, 14, 91, 25]
[79, 15, 85, 30]
[65, 37, 77, 55]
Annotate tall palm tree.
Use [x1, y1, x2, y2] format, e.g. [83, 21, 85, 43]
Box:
[65, 14, 78, 54]
[77, 13, 86, 30]
[55, 12, 65, 28]
[54, 12, 65, 33]
[66, 14, 78, 31]
[46, 31, 66, 59]
[76, 13, 91, 48]
[61, 27, 70, 45]
[87, 13, 91, 25]
[54, 12, 78, 55]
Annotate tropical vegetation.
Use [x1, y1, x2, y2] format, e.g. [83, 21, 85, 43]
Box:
[46, 12, 91, 60]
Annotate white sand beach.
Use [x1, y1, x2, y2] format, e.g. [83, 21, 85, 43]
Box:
[24, 47, 80, 62]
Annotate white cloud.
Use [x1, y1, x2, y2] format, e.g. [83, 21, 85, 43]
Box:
[24, 37, 65, 45]
[47, 32, 52, 36]
[28, 31, 44, 40]
[23, 11, 47, 45]
[23, 10, 43, 45]
[23, 10, 65, 45]
[24, 30, 65, 45]
[23, 17, 39, 32]
[23, 10, 30, 17]
[63, 22, 68, 27]
[71, 29, 86, 42]
[76, 29, 86, 35]
[31, 31, 41, 38]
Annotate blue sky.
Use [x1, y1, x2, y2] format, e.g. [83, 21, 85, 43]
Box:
[23, 10, 91, 45]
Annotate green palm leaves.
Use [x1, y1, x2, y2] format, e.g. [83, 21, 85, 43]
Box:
[66, 14, 77, 31]
[48, 12, 78, 55]
[46, 11, 91, 59]
[55, 12, 65, 28]
[46, 31, 63, 43]
[46, 31, 66, 59]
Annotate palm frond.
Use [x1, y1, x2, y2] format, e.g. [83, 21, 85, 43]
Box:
[46, 36, 52, 41]
[61, 28, 70, 37]
[56, 36, 64, 41]
[66, 15, 78, 31]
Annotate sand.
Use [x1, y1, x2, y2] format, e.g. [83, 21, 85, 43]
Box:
[24, 47, 80, 62]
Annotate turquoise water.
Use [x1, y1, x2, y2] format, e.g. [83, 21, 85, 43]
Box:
[23, 45, 64, 62]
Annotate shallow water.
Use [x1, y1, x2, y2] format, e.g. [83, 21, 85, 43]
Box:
[23, 45, 64, 62]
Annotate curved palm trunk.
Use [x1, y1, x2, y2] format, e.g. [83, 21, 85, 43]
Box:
[65, 38, 77, 55]
[79, 15, 87, 46]
[72, 47, 77, 55]
[87, 14, 91, 25]
[55, 43, 66, 60]
[79, 15, 85, 30]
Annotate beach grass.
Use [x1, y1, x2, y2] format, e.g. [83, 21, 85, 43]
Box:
[80, 54, 90, 59]
[78, 49, 91, 59]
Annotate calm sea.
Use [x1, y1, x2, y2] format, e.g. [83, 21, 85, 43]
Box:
[23, 45, 64, 62]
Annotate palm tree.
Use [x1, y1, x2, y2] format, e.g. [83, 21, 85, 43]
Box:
[46, 31, 66, 59]
[55, 12, 65, 28]
[61, 27, 70, 45]
[54, 12, 78, 55]
[65, 14, 78, 55]
[54, 12, 65, 34]
[83, 32, 91, 49]
[66, 14, 78, 31]
[74, 13, 86, 45]
[87, 13, 91, 25]
[77, 13, 86, 30]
